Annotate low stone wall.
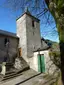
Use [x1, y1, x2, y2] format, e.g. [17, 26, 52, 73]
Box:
[14, 57, 29, 70]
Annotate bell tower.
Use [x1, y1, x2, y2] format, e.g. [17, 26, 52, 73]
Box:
[16, 9, 41, 62]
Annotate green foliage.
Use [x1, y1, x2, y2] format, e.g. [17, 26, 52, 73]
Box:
[49, 41, 60, 68]
[49, 51, 60, 68]
[57, 0, 64, 8]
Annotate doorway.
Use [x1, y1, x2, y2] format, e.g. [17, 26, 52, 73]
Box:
[38, 54, 45, 73]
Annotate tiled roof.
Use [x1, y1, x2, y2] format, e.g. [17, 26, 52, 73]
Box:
[33, 38, 50, 52]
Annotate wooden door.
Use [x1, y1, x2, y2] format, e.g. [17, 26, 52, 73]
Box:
[38, 54, 45, 73]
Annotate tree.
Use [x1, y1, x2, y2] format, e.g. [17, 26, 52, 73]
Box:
[45, 0, 64, 84]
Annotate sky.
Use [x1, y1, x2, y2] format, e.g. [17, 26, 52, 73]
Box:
[0, 1, 16, 33]
[0, 0, 59, 42]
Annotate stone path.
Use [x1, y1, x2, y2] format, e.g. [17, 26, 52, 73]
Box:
[0, 69, 56, 85]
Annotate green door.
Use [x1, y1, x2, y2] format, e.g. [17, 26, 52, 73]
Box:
[38, 54, 45, 73]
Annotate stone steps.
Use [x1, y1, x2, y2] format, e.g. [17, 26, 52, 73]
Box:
[2, 66, 29, 81]
[0, 56, 29, 81]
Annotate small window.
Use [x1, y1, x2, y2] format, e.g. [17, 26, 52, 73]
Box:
[4, 38, 9, 46]
[32, 20, 34, 27]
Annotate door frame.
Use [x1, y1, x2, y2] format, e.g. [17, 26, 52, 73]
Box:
[38, 54, 45, 73]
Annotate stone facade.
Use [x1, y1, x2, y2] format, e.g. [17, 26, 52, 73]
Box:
[17, 14, 28, 62]
[26, 14, 41, 58]
[0, 34, 19, 63]
[17, 13, 41, 63]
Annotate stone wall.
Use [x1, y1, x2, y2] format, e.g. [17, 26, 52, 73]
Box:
[26, 14, 41, 58]
[14, 57, 29, 70]
[17, 14, 28, 62]
[0, 35, 18, 63]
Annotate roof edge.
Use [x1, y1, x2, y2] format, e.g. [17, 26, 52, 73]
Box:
[33, 47, 50, 52]
[16, 12, 40, 22]
[0, 29, 19, 39]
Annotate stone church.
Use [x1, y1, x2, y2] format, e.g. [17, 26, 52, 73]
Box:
[0, 9, 56, 74]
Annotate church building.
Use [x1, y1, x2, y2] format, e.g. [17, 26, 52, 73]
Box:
[0, 9, 56, 74]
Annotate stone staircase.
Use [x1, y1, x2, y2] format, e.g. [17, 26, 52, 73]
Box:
[0, 69, 59, 85]
[0, 57, 29, 81]
[2, 66, 29, 81]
